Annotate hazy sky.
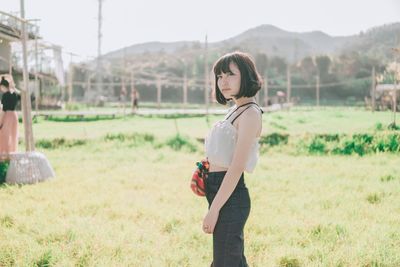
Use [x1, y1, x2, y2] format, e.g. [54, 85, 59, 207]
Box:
[2, 0, 400, 59]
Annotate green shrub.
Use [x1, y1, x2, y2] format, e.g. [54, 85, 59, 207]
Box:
[380, 174, 396, 182]
[270, 121, 287, 130]
[387, 134, 400, 152]
[0, 161, 10, 184]
[372, 134, 400, 153]
[303, 132, 400, 156]
[279, 256, 301, 267]
[33, 250, 53, 267]
[366, 193, 382, 204]
[388, 123, 400, 130]
[65, 103, 83, 111]
[375, 122, 383, 131]
[315, 133, 340, 142]
[36, 138, 87, 149]
[0, 215, 14, 228]
[308, 138, 327, 154]
[104, 133, 154, 144]
[260, 133, 289, 147]
[46, 115, 117, 122]
[165, 134, 197, 152]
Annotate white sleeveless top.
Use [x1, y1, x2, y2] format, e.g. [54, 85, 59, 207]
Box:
[204, 102, 263, 173]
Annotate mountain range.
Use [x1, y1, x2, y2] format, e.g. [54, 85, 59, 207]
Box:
[103, 22, 400, 63]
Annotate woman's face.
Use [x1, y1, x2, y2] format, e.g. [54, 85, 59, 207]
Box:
[217, 62, 241, 100]
[0, 85, 7, 93]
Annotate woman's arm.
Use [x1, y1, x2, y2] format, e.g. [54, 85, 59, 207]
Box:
[0, 95, 4, 128]
[0, 111, 4, 129]
[209, 107, 262, 212]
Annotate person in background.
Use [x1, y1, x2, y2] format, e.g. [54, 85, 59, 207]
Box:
[131, 88, 140, 112]
[0, 76, 20, 153]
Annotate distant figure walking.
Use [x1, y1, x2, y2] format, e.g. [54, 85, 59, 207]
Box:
[0, 76, 20, 153]
[131, 88, 140, 112]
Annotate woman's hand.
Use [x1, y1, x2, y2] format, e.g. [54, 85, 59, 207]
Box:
[202, 208, 219, 234]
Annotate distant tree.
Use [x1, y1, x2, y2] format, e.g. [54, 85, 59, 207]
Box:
[299, 56, 317, 80]
[269, 56, 287, 77]
[334, 52, 384, 78]
[315, 55, 331, 77]
[255, 53, 268, 76]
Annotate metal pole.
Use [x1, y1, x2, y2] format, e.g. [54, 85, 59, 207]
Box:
[96, 0, 103, 97]
[183, 64, 188, 108]
[264, 72, 269, 107]
[204, 34, 209, 115]
[34, 25, 39, 111]
[86, 74, 91, 103]
[8, 41, 12, 75]
[394, 81, 397, 126]
[122, 47, 126, 115]
[316, 74, 320, 107]
[371, 67, 376, 112]
[157, 75, 161, 109]
[391, 45, 400, 125]
[20, 0, 35, 151]
[130, 70, 134, 111]
[68, 63, 74, 103]
[286, 65, 291, 103]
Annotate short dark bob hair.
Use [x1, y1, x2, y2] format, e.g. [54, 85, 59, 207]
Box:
[213, 51, 262, 105]
[0, 77, 9, 88]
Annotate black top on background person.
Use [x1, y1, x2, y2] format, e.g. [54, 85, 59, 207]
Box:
[0, 77, 20, 112]
[1, 92, 19, 111]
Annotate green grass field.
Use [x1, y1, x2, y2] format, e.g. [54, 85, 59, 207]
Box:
[24, 106, 397, 140]
[1, 107, 400, 266]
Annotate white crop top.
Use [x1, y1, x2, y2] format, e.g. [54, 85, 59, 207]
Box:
[204, 102, 264, 173]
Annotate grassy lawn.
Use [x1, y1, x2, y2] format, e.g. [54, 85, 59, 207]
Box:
[1, 107, 399, 266]
[20, 106, 397, 141]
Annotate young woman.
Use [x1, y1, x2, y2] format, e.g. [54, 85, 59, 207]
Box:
[0, 76, 20, 153]
[203, 52, 264, 266]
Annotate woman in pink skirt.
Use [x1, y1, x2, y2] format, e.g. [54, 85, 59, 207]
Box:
[0, 77, 20, 153]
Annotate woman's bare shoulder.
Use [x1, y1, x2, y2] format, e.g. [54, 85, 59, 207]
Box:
[243, 105, 262, 120]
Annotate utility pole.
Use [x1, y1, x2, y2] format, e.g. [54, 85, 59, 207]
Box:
[86, 74, 91, 102]
[129, 66, 135, 112]
[24, 18, 40, 111]
[371, 67, 376, 112]
[67, 52, 77, 103]
[96, 0, 103, 99]
[67, 63, 74, 103]
[183, 61, 188, 108]
[8, 40, 12, 75]
[394, 79, 397, 126]
[391, 46, 400, 126]
[264, 72, 269, 107]
[157, 75, 162, 109]
[204, 34, 209, 115]
[20, 0, 35, 151]
[121, 47, 127, 115]
[286, 65, 291, 103]
[389, 41, 400, 126]
[316, 74, 320, 107]
[34, 21, 39, 111]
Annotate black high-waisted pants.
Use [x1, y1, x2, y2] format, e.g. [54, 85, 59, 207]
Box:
[205, 171, 251, 267]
